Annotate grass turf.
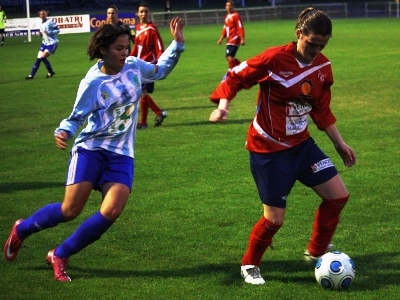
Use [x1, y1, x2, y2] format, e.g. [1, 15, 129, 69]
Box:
[1, 18, 399, 299]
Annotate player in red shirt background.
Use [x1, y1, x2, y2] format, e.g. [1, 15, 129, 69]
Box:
[217, 0, 245, 69]
[209, 8, 356, 285]
[130, 3, 167, 129]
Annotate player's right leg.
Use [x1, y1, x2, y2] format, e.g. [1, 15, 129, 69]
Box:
[4, 219, 25, 261]
[26, 50, 44, 79]
[3, 202, 66, 261]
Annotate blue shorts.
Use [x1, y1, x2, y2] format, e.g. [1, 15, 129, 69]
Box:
[40, 43, 58, 55]
[142, 82, 154, 93]
[66, 147, 134, 191]
[226, 45, 239, 57]
[249, 138, 338, 208]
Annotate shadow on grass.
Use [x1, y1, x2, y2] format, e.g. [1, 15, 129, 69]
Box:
[160, 118, 254, 127]
[0, 182, 65, 193]
[30, 251, 400, 290]
[168, 105, 216, 111]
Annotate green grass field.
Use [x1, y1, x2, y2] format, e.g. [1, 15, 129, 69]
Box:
[1, 18, 399, 299]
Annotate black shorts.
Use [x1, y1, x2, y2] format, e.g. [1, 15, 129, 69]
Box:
[142, 82, 154, 93]
[249, 138, 338, 208]
[225, 45, 239, 58]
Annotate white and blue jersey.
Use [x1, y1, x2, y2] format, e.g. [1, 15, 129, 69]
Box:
[55, 40, 184, 158]
[40, 18, 59, 46]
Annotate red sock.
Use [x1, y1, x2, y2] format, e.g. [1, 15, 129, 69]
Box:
[233, 58, 241, 67]
[147, 95, 162, 116]
[139, 95, 150, 124]
[241, 216, 281, 266]
[307, 196, 349, 256]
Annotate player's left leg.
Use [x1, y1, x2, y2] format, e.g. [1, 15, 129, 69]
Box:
[147, 94, 162, 116]
[138, 92, 150, 128]
[226, 45, 240, 68]
[42, 47, 56, 78]
[142, 82, 167, 126]
[306, 175, 349, 258]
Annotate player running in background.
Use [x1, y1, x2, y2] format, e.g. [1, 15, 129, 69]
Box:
[130, 3, 167, 129]
[25, 10, 59, 79]
[209, 7, 356, 285]
[217, 0, 245, 69]
[0, 5, 6, 47]
[4, 18, 185, 281]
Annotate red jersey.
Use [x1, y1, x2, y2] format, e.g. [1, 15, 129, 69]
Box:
[210, 42, 336, 154]
[130, 22, 164, 64]
[221, 12, 244, 46]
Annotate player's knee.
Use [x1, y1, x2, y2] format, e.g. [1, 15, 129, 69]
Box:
[101, 208, 123, 222]
[61, 203, 85, 221]
[61, 209, 81, 221]
[323, 195, 349, 208]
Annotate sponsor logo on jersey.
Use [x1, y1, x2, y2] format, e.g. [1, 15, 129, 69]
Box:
[279, 71, 293, 78]
[317, 70, 327, 82]
[300, 79, 313, 95]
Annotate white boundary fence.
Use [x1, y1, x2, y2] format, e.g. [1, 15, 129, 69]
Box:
[150, 2, 400, 26]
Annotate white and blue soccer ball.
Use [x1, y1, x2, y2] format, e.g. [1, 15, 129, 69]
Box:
[315, 251, 356, 289]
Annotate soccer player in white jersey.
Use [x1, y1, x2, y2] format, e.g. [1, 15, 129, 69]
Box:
[26, 10, 59, 79]
[4, 18, 185, 281]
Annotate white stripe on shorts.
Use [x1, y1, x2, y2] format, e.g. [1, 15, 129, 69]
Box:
[66, 148, 79, 185]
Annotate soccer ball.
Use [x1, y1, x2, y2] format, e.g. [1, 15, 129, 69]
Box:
[315, 251, 356, 289]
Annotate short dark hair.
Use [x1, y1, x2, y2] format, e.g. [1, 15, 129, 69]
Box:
[295, 7, 332, 37]
[137, 2, 150, 11]
[87, 24, 130, 60]
[108, 5, 118, 13]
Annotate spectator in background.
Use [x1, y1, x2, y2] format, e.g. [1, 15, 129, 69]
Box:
[0, 5, 6, 47]
[164, 1, 172, 25]
[130, 3, 168, 129]
[25, 10, 59, 79]
[106, 5, 134, 51]
[217, 0, 245, 69]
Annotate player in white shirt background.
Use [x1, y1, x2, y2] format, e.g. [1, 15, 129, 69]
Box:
[26, 10, 59, 79]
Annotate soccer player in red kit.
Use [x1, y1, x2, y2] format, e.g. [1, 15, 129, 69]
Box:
[217, 0, 245, 69]
[130, 3, 167, 129]
[209, 8, 356, 285]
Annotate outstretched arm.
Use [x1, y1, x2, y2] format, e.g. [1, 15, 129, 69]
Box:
[170, 17, 185, 43]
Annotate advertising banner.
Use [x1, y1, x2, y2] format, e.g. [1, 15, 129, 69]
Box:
[5, 14, 91, 37]
[89, 12, 135, 32]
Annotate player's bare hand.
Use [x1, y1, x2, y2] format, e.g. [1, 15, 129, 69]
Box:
[209, 109, 229, 123]
[170, 17, 185, 43]
[336, 143, 357, 167]
[55, 131, 69, 150]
